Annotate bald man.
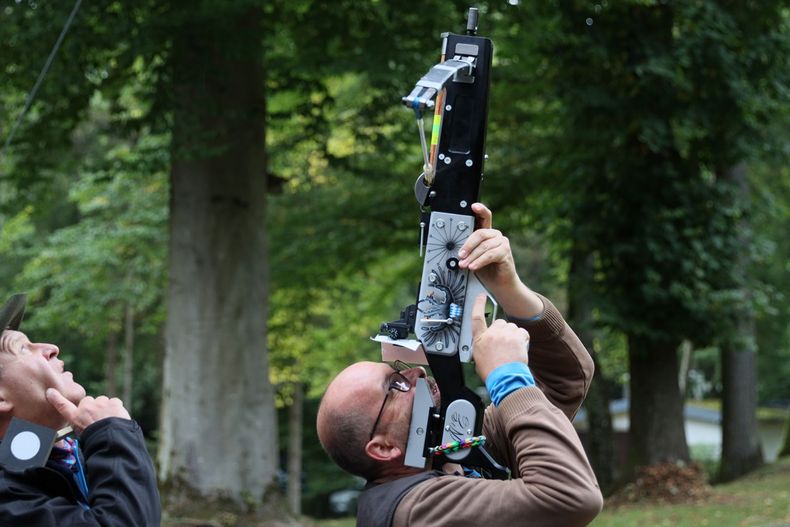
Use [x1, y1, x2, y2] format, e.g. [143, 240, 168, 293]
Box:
[317, 203, 602, 527]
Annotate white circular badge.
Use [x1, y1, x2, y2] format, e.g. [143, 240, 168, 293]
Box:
[10, 431, 41, 461]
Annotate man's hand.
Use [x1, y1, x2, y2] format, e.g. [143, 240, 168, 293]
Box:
[458, 202, 543, 319]
[471, 293, 529, 382]
[46, 388, 131, 434]
[457, 203, 517, 288]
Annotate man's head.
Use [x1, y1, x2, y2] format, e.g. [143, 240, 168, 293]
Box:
[0, 295, 86, 436]
[316, 361, 440, 481]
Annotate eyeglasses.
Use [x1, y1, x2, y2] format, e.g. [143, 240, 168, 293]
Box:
[368, 361, 412, 441]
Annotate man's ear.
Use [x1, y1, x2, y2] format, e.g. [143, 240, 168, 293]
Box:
[0, 389, 14, 418]
[365, 436, 403, 463]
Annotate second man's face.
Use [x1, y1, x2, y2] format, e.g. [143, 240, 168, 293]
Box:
[0, 329, 87, 429]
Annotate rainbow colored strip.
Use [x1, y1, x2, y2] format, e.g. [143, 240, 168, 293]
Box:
[430, 435, 486, 456]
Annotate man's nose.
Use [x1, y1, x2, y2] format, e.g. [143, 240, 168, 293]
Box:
[35, 342, 59, 359]
[403, 366, 427, 383]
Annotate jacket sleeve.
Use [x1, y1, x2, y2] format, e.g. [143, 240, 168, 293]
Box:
[393, 387, 602, 527]
[0, 417, 161, 527]
[507, 293, 594, 420]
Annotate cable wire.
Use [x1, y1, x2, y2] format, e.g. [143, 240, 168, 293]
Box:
[0, 0, 84, 167]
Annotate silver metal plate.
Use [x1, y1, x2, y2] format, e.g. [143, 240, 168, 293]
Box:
[440, 399, 477, 461]
[417, 211, 474, 356]
[404, 378, 434, 469]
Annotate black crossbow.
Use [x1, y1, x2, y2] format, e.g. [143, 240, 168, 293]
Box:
[375, 7, 509, 480]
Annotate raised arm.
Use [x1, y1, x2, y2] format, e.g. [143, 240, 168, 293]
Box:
[459, 203, 594, 418]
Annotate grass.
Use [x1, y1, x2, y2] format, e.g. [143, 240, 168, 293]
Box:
[316, 521, 355, 527]
[592, 458, 790, 527]
[316, 458, 790, 527]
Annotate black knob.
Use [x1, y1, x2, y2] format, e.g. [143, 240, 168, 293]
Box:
[466, 7, 479, 35]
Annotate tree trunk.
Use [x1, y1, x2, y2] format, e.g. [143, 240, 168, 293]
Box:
[158, 3, 276, 507]
[719, 339, 763, 480]
[122, 303, 134, 410]
[567, 240, 615, 493]
[628, 336, 689, 470]
[779, 411, 790, 458]
[105, 331, 118, 397]
[718, 163, 763, 482]
[678, 340, 692, 398]
[287, 382, 304, 516]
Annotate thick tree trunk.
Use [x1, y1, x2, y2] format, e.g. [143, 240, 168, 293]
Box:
[780, 412, 790, 458]
[567, 242, 615, 492]
[287, 382, 304, 516]
[719, 340, 762, 480]
[718, 163, 763, 482]
[628, 336, 689, 469]
[158, 3, 276, 506]
[122, 303, 134, 409]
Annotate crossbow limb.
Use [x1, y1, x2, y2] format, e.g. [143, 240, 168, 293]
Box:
[375, 7, 510, 480]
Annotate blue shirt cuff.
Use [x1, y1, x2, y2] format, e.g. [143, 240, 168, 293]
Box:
[508, 309, 544, 323]
[485, 362, 535, 406]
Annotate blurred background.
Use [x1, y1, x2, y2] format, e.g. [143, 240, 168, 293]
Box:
[1, 1, 788, 525]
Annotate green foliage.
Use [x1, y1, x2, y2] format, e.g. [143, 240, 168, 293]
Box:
[539, 0, 788, 349]
[0, 108, 168, 419]
[752, 161, 790, 403]
[15, 132, 168, 336]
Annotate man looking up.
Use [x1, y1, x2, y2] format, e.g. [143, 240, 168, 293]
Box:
[0, 293, 161, 526]
[317, 203, 603, 527]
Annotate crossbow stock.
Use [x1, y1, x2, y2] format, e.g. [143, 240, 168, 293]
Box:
[374, 7, 509, 480]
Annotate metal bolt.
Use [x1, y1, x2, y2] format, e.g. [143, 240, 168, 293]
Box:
[460, 200, 468, 208]
[444, 157, 451, 165]
[445, 104, 452, 111]
[467, 429, 472, 435]
[429, 191, 437, 198]
[465, 159, 473, 167]
[438, 153, 445, 160]
[417, 427, 424, 436]
[484, 154, 489, 160]
[436, 219, 445, 228]
[457, 222, 467, 231]
[445, 425, 450, 431]
[462, 345, 469, 352]
[429, 272, 438, 283]
[435, 342, 444, 351]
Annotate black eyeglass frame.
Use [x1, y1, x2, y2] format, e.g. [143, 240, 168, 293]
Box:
[368, 361, 413, 441]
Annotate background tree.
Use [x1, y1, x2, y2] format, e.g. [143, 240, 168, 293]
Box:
[155, 0, 279, 508]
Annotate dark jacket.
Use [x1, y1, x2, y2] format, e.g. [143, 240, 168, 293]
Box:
[0, 417, 161, 527]
[357, 471, 442, 527]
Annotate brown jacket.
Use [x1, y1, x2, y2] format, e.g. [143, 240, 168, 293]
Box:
[392, 295, 603, 527]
